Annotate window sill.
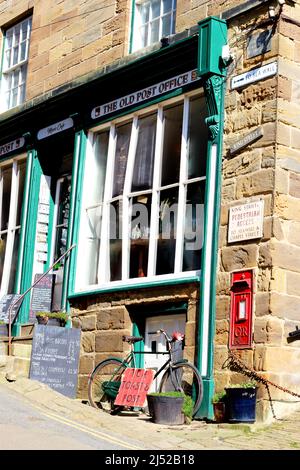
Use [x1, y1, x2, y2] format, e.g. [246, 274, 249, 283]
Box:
[69, 271, 201, 299]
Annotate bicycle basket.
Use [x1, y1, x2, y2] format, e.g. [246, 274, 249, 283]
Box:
[102, 381, 121, 399]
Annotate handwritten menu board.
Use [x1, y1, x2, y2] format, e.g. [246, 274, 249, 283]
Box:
[30, 274, 55, 319]
[0, 294, 22, 323]
[29, 325, 81, 398]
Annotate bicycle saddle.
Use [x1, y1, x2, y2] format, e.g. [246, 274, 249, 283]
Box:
[122, 335, 144, 344]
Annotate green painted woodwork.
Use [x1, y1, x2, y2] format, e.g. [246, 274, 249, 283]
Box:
[197, 21, 227, 418]
[198, 17, 227, 78]
[68, 276, 200, 300]
[45, 182, 55, 272]
[61, 131, 86, 309]
[132, 322, 144, 369]
[14, 151, 33, 293]
[129, 0, 136, 54]
[197, 377, 214, 420]
[18, 150, 42, 324]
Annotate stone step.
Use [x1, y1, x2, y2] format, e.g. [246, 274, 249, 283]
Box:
[0, 354, 30, 378]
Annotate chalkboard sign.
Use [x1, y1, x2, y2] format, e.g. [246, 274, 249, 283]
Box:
[29, 325, 81, 398]
[0, 294, 23, 323]
[30, 274, 55, 319]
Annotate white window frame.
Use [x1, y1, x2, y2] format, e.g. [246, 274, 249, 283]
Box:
[0, 16, 32, 112]
[0, 156, 26, 296]
[132, 0, 177, 52]
[76, 90, 206, 293]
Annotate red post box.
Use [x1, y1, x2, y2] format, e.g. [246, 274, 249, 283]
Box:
[229, 270, 253, 349]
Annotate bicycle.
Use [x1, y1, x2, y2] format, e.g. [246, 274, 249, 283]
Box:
[88, 329, 203, 417]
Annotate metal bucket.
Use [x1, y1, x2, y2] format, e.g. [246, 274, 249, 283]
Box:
[147, 395, 185, 425]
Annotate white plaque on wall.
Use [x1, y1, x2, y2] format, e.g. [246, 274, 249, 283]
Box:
[228, 200, 264, 243]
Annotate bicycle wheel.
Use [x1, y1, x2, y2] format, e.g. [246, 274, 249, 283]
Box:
[88, 359, 127, 412]
[158, 361, 203, 417]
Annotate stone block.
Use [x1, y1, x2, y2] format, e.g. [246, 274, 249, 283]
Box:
[223, 150, 261, 179]
[215, 320, 229, 346]
[272, 217, 285, 241]
[96, 311, 110, 330]
[290, 172, 300, 198]
[272, 240, 300, 271]
[183, 346, 196, 364]
[77, 375, 89, 399]
[79, 355, 94, 375]
[184, 322, 195, 347]
[81, 315, 96, 331]
[286, 271, 300, 296]
[264, 346, 300, 373]
[81, 332, 95, 353]
[288, 221, 300, 246]
[221, 245, 258, 272]
[278, 57, 300, 82]
[271, 292, 300, 321]
[236, 169, 274, 199]
[213, 371, 230, 392]
[254, 345, 267, 371]
[275, 168, 289, 194]
[214, 347, 229, 370]
[94, 352, 125, 365]
[255, 292, 270, 317]
[216, 272, 231, 296]
[257, 268, 271, 292]
[11, 343, 32, 359]
[215, 295, 230, 320]
[254, 318, 268, 343]
[262, 100, 276, 123]
[13, 358, 30, 377]
[270, 267, 286, 292]
[186, 302, 198, 322]
[222, 181, 236, 203]
[279, 35, 295, 61]
[284, 320, 300, 348]
[291, 127, 300, 151]
[258, 243, 272, 268]
[95, 331, 127, 353]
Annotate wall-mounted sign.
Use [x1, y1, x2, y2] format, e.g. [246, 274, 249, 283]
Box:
[228, 200, 264, 243]
[0, 137, 25, 157]
[247, 29, 272, 59]
[231, 61, 277, 90]
[37, 118, 74, 141]
[91, 69, 200, 120]
[230, 127, 263, 155]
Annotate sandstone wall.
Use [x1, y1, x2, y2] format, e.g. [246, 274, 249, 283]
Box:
[71, 283, 199, 400]
[214, 1, 300, 421]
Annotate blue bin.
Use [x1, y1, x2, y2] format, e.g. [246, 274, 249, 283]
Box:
[225, 387, 257, 423]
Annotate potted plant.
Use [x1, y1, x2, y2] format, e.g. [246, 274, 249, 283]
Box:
[35, 311, 69, 327]
[212, 391, 226, 423]
[225, 381, 257, 423]
[147, 391, 193, 425]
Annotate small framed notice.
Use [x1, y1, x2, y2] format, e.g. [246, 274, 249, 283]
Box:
[228, 200, 264, 243]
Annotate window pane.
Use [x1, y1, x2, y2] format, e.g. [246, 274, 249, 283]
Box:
[151, 0, 160, 19]
[130, 194, 151, 278]
[162, 14, 171, 37]
[0, 234, 7, 286]
[156, 187, 178, 275]
[183, 182, 205, 271]
[80, 131, 109, 286]
[112, 123, 131, 197]
[163, 0, 172, 13]
[109, 200, 122, 281]
[11, 88, 18, 108]
[139, 25, 148, 48]
[150, 18, 159, 43]
[161, 103, 183, 186]
[132, 113, 156, 191]
[1, 167, 12, 231]
[54, 178, 71, 265]
[5, 49, 11, 69]
[141, 3, 150, 23]
[8, 229, 20, 293]
[16, 161, 26, 226]
[20, 41, 27, 61]
[187, 96, 208, 179]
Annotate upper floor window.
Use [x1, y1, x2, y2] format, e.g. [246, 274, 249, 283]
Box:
[132, 0, 176, 52]
[0, 16, 32, 112]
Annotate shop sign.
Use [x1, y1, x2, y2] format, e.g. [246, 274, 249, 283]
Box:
[91, 69, 200, 119]
[228, 200, 264, 243]
[0, 137, 25, 157]
[114, 368, 154, 407]
[230, 127, 263, 155]
[37, 118, 74, 140]
[231, 61, 277, 90]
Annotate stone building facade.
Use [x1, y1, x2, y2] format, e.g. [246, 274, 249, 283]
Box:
[0, 0, 300, 422]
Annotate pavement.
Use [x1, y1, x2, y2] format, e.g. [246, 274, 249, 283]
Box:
[1, 373, 300, 450]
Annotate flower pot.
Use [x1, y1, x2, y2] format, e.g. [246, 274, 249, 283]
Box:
[147, 395, 185, 425]
[36, 315, 49, 325]
[225, 387, 257, 423]
[213, 402, 226, 423]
